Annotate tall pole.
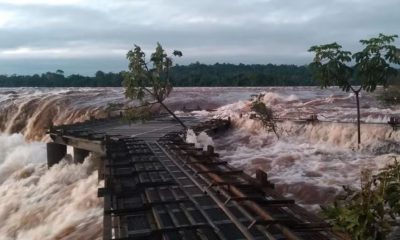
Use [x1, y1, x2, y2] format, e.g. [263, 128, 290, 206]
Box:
[355, 91, 361, 145]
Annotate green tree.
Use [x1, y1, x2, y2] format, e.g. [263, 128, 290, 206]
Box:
[95, 70, 105, 79]
[309, 34, 400, 145]
[122, 43, 186, 128]
[56, 69, 64, 76]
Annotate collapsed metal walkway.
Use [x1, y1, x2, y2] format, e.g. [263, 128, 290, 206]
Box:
[48, 116, 346, 240]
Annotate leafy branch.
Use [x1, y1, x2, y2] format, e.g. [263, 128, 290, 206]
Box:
[323, 157, 400, 240]
[122, 43, 186, 128]
[309, 34, 400, 145]
[250, 94, 279, 138]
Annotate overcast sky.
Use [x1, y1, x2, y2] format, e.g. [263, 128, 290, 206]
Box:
[0, 0, 399, 75]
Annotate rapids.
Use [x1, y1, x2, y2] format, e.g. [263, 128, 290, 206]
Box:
[0, 134, 102, 239]
[0, 86, 399, 238]
[207, 87, 400, 208]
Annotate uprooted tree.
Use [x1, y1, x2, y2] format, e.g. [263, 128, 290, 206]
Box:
[121, 43, 186, 128]
[309, 33, 400, 145]
[250, 94, 279, 138]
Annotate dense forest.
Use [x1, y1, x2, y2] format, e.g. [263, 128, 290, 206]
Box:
[0, 63, 314, 87]
[171, 63, 314, 86]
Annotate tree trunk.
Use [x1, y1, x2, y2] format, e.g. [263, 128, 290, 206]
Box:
[158, 101, 187, 129]
[355, 91, 361, 145]
[142, 87, 187, 129]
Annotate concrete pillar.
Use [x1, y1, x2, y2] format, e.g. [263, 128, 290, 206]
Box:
[47, 142, 67, 168]
[73, 147, 89, 164]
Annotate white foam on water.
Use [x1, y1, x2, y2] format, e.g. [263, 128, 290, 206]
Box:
[0, 86, 398, 232]
[185, 129, 214, 151]
[0, 134, 102, 240]
[210, 90, 400, 207]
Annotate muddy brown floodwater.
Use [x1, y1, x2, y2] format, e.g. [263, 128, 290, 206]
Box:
[0, 87, 398, 239]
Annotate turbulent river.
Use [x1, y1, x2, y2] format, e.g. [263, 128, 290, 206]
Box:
[0, 87, 399, 239]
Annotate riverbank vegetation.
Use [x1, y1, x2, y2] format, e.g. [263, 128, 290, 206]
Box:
[323, 158, 400, 240]
[0, 63, 313, 87]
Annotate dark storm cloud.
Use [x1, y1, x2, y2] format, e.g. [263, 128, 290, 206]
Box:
[0, 0, 398, 74]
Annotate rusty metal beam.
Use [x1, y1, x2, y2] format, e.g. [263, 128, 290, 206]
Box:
[170, 144, 303, 240]
[153, 142, 255, 240]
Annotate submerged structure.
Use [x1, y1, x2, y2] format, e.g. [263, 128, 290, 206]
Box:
[47, 115, 346, 240]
